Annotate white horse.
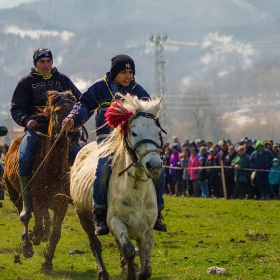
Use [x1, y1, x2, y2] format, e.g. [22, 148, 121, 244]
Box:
[70, 94, 163, 280]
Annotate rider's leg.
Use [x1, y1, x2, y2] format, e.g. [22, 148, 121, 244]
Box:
[92, 155, 112, 236]
[152, 168, 167, 232]
[18, 129, 39, 221]
[69, 144, 82, 166]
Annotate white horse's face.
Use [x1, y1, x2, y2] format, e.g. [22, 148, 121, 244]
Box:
[128, 116, 162, 179]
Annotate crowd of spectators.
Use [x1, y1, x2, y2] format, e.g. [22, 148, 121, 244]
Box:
[163, 136, 280, 200]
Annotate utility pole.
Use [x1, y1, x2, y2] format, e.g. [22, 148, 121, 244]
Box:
[149, 34, 169, 129]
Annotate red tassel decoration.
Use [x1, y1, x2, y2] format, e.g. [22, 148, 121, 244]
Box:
[105, 100, 134, 134]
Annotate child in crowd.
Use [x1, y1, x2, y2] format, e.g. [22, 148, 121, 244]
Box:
[268, 158, 280, 199]
[198, 157, 209, 198]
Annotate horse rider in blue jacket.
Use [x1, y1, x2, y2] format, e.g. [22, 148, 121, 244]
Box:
[62, 54, 167, 235]
[11, 48, 81, 221]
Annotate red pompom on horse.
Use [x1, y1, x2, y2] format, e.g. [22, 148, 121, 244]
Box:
[105, 100, 134, 134]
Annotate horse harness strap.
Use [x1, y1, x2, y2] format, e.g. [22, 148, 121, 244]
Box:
[119, 111, 166, 177]
[51, 98, 76, 132]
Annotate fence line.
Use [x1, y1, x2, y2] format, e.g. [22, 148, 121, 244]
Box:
[163, 165, 276, 173]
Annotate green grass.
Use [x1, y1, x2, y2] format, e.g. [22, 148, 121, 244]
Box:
[1, 195, 280, 279]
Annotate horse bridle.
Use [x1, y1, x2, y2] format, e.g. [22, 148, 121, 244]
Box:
[51, 97, 76, 134]
[119, 112, 167, 177]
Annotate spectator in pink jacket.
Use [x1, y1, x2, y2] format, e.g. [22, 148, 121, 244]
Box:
[188, 147, 200, 197]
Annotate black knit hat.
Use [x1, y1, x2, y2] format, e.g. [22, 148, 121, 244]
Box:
[110, 54, 135, 80]
[33, 48, 53, 66]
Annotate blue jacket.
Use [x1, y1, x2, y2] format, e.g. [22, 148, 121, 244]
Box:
[268, 165, 280, 185]
[68, 72, 150, 137]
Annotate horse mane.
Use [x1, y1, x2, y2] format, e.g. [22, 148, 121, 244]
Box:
[35, 90, 76, 117]
[33, 90, 77, 135]
[98, 93, 162, 166]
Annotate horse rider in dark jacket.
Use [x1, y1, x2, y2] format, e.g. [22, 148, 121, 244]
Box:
[11, 48, 81, 221]
[62, 54, 167, 235]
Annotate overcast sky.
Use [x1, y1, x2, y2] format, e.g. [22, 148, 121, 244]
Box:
[0, 0, 36, 9]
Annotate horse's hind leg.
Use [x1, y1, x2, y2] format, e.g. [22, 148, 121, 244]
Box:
[41, 202, 68, 271]
[77, 210, 109, 280]
[110, 217, 136, 280]
[136, 230, 154, 280]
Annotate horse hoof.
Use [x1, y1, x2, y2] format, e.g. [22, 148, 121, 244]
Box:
[97, 270, 110, 280]
[22, 246, 34, 259]
[22, 232, 34, 258]
[41, 261, 53, 271]
[122, 240, 135, 260]
[41, 236, 48, 242]
[29, 230, 42, 246]
[31, 236, 41, 246]
[138, 270, 152, 280]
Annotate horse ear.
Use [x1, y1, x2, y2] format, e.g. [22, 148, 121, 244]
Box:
[158, 97, 163, 109]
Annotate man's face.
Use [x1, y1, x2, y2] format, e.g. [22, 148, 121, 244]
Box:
[114, 69, 133, 86]
[228, 147, 235, 155]
[273, 146, 279, 152]
[266, 144, 272, 150]
[257, 145, 263, 151]
[35, 57, 53, 75]
[222, 143, 228, 151]
[238, 149, 245, 156]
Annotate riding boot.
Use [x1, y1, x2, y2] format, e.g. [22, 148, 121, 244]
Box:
[93, 208, 109, 236]
[19, 175, 32, 221]
[154, 205, 167, 232]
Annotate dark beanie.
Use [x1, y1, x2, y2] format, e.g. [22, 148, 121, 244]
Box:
[110, 54, 135, 80]
[33, 48, 53, 66]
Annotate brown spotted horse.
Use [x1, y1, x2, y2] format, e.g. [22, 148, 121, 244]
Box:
[4, 90, 79, 270]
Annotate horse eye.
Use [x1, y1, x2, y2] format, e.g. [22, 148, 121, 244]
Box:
[132, 131, 137, 137]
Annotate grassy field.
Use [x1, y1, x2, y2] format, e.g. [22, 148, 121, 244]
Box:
[1, 195, 280, 280]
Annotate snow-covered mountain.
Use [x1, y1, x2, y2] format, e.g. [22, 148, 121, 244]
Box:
[0, 0, 279, 141]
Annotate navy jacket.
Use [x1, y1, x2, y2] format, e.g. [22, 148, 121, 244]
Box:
[11, 67, 81, 130]
[249, 149, 274, 170]
[68, 72, 150, 137]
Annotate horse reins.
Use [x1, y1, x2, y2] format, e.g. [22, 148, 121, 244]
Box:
[118, 112, 167, 177]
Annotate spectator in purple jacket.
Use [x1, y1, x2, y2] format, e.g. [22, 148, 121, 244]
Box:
[169, 145, 180, 195]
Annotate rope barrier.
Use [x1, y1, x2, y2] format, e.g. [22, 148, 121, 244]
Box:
[163, 165, 277, 172]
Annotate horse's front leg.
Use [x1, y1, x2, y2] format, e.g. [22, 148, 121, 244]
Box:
[42, 208, 52, 242]
[22, 220, 34, 258]
[31, 205, 45, 246]
[41, 201, 68, 271]
[136, 230, 154, 280]
[110, 216, 136, 280]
